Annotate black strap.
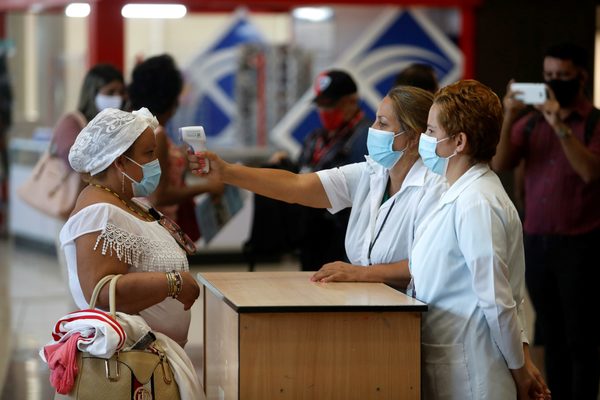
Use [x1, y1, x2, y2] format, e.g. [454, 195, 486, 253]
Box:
[523, 112, 543, 143]
[368, 198, 396, 265]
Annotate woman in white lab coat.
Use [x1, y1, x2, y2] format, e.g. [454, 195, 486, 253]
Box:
[411, 80, 550, 400]
[189, 86, 446, 287]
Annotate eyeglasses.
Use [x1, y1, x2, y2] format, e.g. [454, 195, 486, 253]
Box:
[156, 213, 197, 255]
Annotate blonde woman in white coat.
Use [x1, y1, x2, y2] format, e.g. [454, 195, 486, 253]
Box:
[189, 86, 443, 289]
[411, 80, 551, 400]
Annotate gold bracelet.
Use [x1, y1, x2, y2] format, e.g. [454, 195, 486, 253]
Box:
[171, 270, 183, 299]
[165, 272, 176, 298]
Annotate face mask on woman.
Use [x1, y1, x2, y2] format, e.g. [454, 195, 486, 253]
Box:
[367, 127, 406, 169]
[418, 133, 456, 176]
[121, 156, 161, 197]
[95, 93, 123, 111]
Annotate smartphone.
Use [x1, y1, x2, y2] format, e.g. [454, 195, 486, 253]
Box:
[510, 83, 547, 105]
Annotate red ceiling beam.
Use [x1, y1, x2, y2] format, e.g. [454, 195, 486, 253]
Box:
[1, 0, 482, 12]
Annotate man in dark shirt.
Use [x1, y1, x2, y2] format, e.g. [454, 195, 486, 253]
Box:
[294, 70, 371, 271]
[492, 43, 600, 400]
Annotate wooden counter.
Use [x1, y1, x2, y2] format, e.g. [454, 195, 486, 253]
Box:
[197, 271, 427, 400]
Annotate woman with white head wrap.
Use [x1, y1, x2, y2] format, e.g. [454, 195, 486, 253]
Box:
[60, 107, 200, 347]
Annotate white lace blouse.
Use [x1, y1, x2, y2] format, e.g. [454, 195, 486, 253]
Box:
[59, 202, 191, 346]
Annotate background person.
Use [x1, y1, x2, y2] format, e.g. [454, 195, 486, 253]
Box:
[492, 43, 600, 399]
[191, 86, 445, 288]
[62, 107, 200, 347]
[268, 69, 372, 271]
[53, 63, 125, 208]
[412, 79, 550, 399]
[127, 54, 223, 242]
[393, 63, 439, 94]
[50, 64, 125, 282]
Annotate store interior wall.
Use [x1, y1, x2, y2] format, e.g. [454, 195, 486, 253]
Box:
[475, 0, 597, 102]
[4, 2, 599, 138]
[6, 11, 293, 135]
[474, 0, 598, 196]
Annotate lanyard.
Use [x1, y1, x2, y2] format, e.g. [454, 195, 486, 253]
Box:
[368, 197, 397, 265]
[310, 110, 365, 166]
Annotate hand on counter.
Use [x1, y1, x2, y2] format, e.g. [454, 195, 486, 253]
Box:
[310, 261, 366, 283]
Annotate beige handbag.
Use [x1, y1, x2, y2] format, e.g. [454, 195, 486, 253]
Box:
[54, 275, 180, 400]
[17, 112, 85, 219]
[17, 150, 81, 219]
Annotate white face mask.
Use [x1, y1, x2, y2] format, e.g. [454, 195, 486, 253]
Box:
[95, 93, 123, 111]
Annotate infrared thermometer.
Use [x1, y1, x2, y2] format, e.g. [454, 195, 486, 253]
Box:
[180, 126, 209, 173]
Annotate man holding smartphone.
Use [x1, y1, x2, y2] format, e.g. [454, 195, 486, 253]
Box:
[492, 43, 600, 400]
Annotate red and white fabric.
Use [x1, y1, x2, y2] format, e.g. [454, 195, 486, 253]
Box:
[40, 308, 126, 361]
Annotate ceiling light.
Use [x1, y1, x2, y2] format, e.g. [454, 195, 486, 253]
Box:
[65, 3, 90, 18]
[292, 7, 333, 22]
[121, 4, 187, 19]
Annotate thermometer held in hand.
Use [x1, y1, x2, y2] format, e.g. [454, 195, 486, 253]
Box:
[180, 126, 209, 173]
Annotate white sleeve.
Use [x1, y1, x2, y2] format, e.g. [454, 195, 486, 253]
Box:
[316, 162, 364, 214]
[456, 198, 525, 370]
[59, 203, 111, 246]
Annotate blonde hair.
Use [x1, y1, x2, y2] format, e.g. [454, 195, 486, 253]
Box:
[386, 86, 433, 140]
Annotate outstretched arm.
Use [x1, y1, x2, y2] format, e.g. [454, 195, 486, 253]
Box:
[150, 129, 224, 207]
[189, 151, 332, 209]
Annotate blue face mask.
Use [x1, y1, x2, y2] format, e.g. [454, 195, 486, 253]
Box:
[418, 133, 456, 176]
[122, 156, 161, 197]
[367, 127, 406, 169]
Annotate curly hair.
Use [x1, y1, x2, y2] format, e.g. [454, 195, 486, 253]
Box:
[128, 54, 183, 117]
[433, 80, 502, 163]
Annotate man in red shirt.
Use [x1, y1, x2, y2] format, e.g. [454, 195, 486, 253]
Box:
[492, 43, 600, 400]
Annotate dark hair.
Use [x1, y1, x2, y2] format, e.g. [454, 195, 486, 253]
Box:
[433, 80, 502, 163]
[544, 43, 588, 69]
[128, 54, 183, 117]
[77, 64, 124, 122]
[393, 63, 438, 94]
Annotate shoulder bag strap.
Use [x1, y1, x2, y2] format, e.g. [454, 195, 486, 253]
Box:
[523, 112, 542, 143]
[108, 275, 121, 318]
[71, 110, 88, 130]
[48, 111, 88, 155]
[89, 274, 122, 318]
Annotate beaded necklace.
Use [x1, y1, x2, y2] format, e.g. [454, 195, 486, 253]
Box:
[89, 183, 155, 222]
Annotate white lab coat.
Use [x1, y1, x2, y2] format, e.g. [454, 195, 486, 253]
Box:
[317, 157, 447, 266]
[411, 164, 528, 400]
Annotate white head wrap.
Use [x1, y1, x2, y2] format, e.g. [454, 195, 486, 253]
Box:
[69, 107, 159, 176]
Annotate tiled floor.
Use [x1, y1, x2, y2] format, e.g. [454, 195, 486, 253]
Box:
[0, 237, 299, 399]
[4, 236, 588, 400]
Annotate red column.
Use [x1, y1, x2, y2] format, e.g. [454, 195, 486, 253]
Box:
[0, 12, 5, 38]
[88, 0, 124, 70]
[459, 6, 475, 79]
